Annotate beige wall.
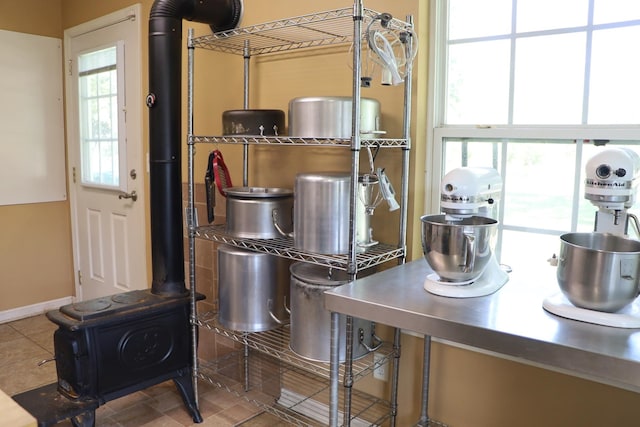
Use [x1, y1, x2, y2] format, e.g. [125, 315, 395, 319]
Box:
[3, 1, 640, 426]
[0, 0, 62, 36]
[0, 0, 74, 311]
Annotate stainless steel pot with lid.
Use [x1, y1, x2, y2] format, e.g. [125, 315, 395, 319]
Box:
[276, 172, 372, 254]
[225, 187, 293, 239]
[293, 172, 351, 254]
[288, 262, 377, 362]
[217, 244, 291, 332]
[288, 96, 382, 138]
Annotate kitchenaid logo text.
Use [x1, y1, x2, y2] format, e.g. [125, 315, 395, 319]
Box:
[586, 179, 633, 189]
[442, 192, 501, 204]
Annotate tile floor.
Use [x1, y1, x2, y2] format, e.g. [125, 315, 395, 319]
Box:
[0, 314, 291, 426]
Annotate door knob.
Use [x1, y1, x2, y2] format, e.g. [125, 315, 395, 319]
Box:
[118, 190, 137, 202]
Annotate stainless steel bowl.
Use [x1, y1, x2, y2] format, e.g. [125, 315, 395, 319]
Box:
[557, 233, 640, 312]
[420, 214, 497, 282]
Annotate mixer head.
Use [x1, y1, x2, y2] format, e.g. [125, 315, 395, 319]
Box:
[585, 147, 640, 211]
[440, 167, 502, 217]
[584, 147, 640, 235]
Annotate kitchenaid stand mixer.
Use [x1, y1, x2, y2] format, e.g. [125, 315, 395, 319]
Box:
[543, 147, 640, 327]
[584, 148, 640, 237]
[422, 167, 510, 298]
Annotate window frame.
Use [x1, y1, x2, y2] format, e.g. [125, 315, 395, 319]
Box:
[426, 0, 640, 213]
[426, 0, 640, 262]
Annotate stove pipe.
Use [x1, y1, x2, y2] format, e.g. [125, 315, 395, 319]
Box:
[148, 0, 242, 296]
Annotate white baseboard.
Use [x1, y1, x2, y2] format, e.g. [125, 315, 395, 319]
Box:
[0, 297, 73, 324]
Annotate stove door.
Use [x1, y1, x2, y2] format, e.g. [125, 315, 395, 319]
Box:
[93, 306, 192, 399]
[53, 328, 91, 399]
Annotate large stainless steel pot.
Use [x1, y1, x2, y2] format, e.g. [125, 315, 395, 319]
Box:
[293, 172, 351, 254]
[289, 262, 375, 362]
[225, 187, 293, 239]
[421, 214, 498, 282]
[222, 109, 285, 136]
[288, 96, 382, 138]
[557, 233, 640, 312]
[218, 245, 291, 332]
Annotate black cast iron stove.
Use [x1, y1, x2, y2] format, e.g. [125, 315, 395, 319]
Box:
[12, 1, 243, 426]
[42, 290, 201, 425]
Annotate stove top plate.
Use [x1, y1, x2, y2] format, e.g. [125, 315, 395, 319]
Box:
[70, 299, 112, 313]
[54, 290, 196, 324]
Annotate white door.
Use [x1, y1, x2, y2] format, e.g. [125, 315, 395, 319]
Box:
[65, 5, 147, 301]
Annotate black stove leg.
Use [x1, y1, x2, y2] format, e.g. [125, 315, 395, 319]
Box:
[70, 410, 96, 427]
[173, 371, 203, 423]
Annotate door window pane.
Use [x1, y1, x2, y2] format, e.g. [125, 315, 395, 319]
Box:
[78, 46, 119, 188]
[513, 33, 586, 124]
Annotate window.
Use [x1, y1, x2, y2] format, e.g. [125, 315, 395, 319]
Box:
[78, 44, 125, 189]
[429, 0, 640, 274]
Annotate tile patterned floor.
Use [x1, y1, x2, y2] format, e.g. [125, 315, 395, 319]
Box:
[0, 314, 291, 426]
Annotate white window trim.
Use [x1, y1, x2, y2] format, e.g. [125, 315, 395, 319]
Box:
[425, 0, 640, 216]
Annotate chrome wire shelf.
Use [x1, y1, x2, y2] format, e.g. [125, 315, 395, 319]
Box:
[190, 135, 409, 148]
[195, 311, 396, 383]
[197, 350, 392, 427]
[195, 224, 405, 271]
[197, 351, 319, 427]
[191, 7, 413, 56]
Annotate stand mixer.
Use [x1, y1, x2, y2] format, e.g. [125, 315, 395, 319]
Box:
[421, 167, 510, 298]
[543, 147, 640, 327]
[584, 147, 640, 236]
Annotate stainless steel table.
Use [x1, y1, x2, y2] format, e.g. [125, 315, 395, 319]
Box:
[325, 259, 640, 425]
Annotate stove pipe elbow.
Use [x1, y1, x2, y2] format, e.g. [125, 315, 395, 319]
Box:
[148, 0, 242, 297]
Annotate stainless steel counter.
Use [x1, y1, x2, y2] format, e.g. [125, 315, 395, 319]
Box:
[324, 259, 640, 392]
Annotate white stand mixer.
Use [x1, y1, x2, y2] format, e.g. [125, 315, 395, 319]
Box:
[423, 167, 510, 298]
[543, 147, 640, 328]
[584, 147, 640, 236]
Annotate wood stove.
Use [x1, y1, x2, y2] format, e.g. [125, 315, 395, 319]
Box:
[46, 291, 202, 423]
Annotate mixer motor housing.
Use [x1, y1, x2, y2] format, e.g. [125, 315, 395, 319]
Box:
[585, 147, 640, 235]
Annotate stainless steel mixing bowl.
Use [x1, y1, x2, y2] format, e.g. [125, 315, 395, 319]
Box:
[420, 214, 498, 282]
[557, 233, 640, 312]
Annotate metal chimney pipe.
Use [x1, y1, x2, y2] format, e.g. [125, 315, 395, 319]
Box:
[148, 0, 242, 296]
